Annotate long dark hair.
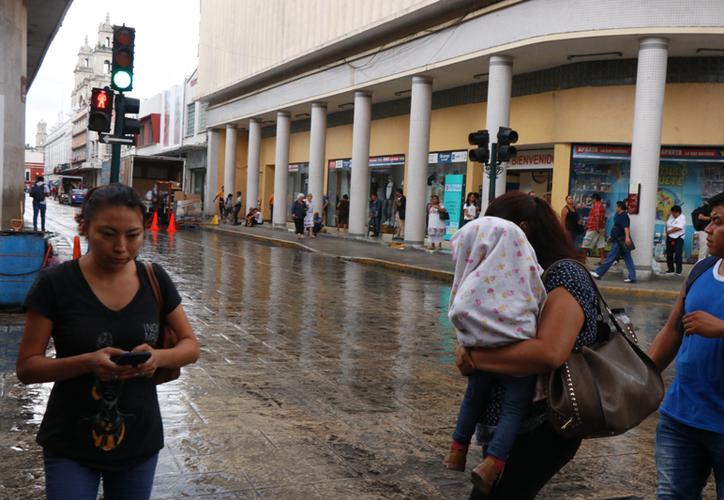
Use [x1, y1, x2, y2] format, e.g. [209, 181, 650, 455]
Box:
[485, 191, 578, 269]
[75, 183, 145, 233]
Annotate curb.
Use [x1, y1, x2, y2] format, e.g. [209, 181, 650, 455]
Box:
[201, 225, 680, 298]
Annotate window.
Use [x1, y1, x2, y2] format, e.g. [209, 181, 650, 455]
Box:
[105, 36, 110, 48]
[104, 60, 111, 73]
[198, 102, 208, 131]
[84, 58, 89, 67]
[185, 103, 195, 137]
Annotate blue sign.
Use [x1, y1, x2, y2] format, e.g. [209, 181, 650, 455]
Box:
[443, 174, 464, 240]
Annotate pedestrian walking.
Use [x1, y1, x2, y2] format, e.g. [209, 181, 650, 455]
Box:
[461, 192, 479, 229]
[304, 193, 315, 238]
[291, 193, 306, 239]
[580, 193, 607, 264]
[445, 216, 547, 494]
[454, 191, 599, 498]
[30, 174, 49, 232]
[648, 191, 724, 498]
[560, 195, 584, 251]
[590, 201, 637, 283]
[393, 188, 406, 240]
[665, 204, 686, 275]
[16, 183, 200, 500]
[336, 194, 349, 230]
[692, 201, 712, 261]
[268, 194, 274, 221]
[369, 193, 382, 237]
[213, 185, 225, 219]
[233, 191, 242, 225]
[427, 195, 447, 250]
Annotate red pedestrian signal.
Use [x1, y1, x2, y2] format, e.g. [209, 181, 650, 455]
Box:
[89, 87, 114, 132]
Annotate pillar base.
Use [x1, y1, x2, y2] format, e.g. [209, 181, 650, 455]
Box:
[403, 239, 424, 246]
[273, 223, 288, 231]
[348, 232, 366, 238]
[633, 268, 654, 281]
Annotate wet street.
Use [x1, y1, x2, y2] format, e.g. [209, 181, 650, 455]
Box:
[0, 200, 716, 498]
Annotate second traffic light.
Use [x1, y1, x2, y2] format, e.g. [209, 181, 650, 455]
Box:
[497, 126, 519, 162]
[115, 94, 141, 137]
[468, 129, 490, 163]
[111, 25, 135, 92]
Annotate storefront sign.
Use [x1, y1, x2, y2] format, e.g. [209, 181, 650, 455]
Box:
[328, 159, 351, 170]
[508, 149, 554, 170]
[443, 174, 464, 240]
[574, 144, 724, 162]
[327, 155, 405, 169]
[288, 162, 308, 173]
[428, 151, 467, 164]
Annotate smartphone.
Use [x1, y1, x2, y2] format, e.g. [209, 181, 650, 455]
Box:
[111, 352, 151, 366]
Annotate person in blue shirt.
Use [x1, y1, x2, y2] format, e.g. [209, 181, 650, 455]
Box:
[648, 191, 724, 498]
[590, 200, 636, 283]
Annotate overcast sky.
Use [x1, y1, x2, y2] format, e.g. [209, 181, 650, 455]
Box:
[26, 0, 200, 146]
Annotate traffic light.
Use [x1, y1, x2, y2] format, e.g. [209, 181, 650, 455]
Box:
[111, 25, 135, 92]
[88, 87, 113, 132]
[115, 94, 141, 137]
[497, 126, 518, 162]
[468, 129, 490, 163]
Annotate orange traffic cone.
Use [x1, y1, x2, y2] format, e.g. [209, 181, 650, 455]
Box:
[150, 210, 159, 231]
[167, 211, 176, 233]
[72, 235, 81, 260]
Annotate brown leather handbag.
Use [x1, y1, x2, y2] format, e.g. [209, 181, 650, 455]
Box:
[545, 260, 664, 439]
[144, 263, 181, 385]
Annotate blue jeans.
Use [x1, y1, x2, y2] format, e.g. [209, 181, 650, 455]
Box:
[33, 202, 46, 231]
[44, 449, 158, 500]
[453, 371, 536, 460]
[595, 239, 636, 281]
[656, 413, 724, 499]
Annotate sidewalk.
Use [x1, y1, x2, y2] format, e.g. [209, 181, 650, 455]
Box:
[202, 221, 685, 299]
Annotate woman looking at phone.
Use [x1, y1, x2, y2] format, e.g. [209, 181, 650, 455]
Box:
[16, 183, 199, 500]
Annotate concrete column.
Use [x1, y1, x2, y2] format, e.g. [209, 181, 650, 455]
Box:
[348, 91, 372, 237]
[246, 118, 261, 212]
[629, 38, 668, 280]
[272, 111, 291, 229]
[481, 55, 513, 212]
[404, 76, 433, 245]
[204, 129, 221, 216]
[223, 124, 237, 198]
[308, 102, 327, 214]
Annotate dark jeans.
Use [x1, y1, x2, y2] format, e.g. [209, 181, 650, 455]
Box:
[44, 449, 158, 500]
[233, 205, 241, 224]
[453, 372, 536, 460]
[369, 215, 381, 236]
[656, 412, 724, 499]
[595, 239, 636, 281]
[293, 218, 304, 235]
[468, 421, 581, 499]
[666, 237, 684, 273]
[33, 202, 46, 231]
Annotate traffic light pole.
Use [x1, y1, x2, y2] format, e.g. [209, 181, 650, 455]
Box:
[110, 92, 125, 183]
[486, 143, 499, 203]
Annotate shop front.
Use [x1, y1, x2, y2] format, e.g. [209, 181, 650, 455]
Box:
[506, 149, 554, 203]
[287, 162, 309, 220]
[427, 150, 467, 239]
[327, 159, 351, 226]
[570, 144, 724, 262]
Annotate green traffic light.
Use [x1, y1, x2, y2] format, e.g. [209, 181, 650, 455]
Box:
[112, 70, 132, 91]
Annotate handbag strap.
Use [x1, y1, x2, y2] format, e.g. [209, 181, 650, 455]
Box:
[143, 263, 164, 312]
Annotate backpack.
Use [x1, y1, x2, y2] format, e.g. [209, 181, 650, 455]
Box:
[30, 183, 46, 202]
[680, 256, 719, 332]
[691, 206, 710, 231]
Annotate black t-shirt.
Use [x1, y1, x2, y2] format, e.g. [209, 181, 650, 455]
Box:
[397, 195, 406, 220]
[23, 260, 181, 470]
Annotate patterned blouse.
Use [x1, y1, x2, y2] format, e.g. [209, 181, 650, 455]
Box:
[480, 259, 599, 427]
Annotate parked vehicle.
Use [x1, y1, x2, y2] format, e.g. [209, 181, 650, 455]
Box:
[70, 188, 87, 206]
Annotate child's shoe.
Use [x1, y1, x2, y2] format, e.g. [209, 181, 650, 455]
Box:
[443, 441, 468, 471]
[470, 455, 504, 494]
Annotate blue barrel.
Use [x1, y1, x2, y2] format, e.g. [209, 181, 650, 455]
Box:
[0, 231, 46, 306]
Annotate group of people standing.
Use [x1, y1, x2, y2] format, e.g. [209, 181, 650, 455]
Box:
[292, 193, 324, 240]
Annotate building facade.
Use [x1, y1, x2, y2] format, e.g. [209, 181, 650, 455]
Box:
[198, 0, 724, 278]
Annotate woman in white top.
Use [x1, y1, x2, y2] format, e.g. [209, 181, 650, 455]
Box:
[304, 193, 315, 238]
[461, 192, 480, 229]
[427, 195, 448, 250]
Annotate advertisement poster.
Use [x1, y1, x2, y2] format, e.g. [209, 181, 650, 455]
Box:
[443, 174, 464, 240]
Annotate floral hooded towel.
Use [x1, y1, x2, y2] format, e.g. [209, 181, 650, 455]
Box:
[448, 216, 546, 348]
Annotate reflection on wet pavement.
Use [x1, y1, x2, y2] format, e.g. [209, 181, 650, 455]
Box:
[0, 230, 717, 498]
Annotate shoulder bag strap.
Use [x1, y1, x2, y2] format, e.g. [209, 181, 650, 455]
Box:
[143, 262, 164, 311]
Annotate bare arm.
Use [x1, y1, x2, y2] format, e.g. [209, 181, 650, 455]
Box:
[560, 206, 568, 225]
[16, 310, 126, 384]
[462, 288, 584, 376]
[647, 287, 685, 371]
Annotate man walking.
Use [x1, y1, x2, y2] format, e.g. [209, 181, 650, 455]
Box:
[369, 193, 382, 237]
[665, 204, 686, 275]
[692, 201, 712, 261]
[648, 191, 724, 498]
[393, 188, 406, 240]
[29, 175, 49, 232]
[591, 201, 636, 283]
[581, 193, 607, 264]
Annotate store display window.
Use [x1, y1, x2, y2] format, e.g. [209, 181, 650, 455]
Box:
[286, 162, 308, 220]
[570, 145, 724, 262]
[327, 159, 351, 226]
[427, 151, 467, 237]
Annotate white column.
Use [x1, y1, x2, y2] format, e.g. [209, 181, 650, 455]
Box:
[246, 118, 262, 212]
[348, 91, 372, 237]
[204, 129, 221, 216]
[481, 55, 513, 212]
[404, 76, 433, 245]
[223, 124, 237, 197]
[272, 111, 291, 229]
[308, 102, 327, 214]
[629, 37, 668, 280]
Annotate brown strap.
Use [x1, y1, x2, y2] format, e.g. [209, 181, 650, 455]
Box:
[143, 263, 163, 311]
